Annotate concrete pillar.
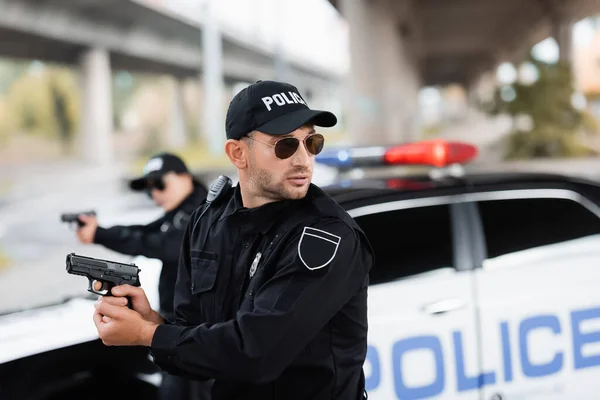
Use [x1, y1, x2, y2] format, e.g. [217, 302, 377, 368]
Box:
[272, 0, 290, 82]
[339, 0, 384, 145]
[339, 0, 421, 146]
[202, 0, 226, 155]
[79, 47, 113, 163]
[167, 78, 187, 149]
[553, 16, 573, 64]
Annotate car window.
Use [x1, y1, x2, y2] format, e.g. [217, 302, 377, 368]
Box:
[353, 204, 454, 285]
[476, 197, 600, 260]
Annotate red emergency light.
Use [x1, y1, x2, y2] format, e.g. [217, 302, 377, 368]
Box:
[383, 139, 478, 168]
[315, 139, 479, 169]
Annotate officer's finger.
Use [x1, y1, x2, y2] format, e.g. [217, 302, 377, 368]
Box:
[93, 308, 105, 327]
[111, 284, 144, 299]
[97, 295, 128, 307]
[79, 214, 96, 223]
[93, 281, 103, 292]
[95, 300, 128, 319]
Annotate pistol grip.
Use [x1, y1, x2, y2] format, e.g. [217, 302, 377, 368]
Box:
[125, 296, 134, 310]
[87, 279, 133, 310]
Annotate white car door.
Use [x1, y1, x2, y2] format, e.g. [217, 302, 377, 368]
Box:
[468, 189, 600, 400]
[348, 197, 482, 400]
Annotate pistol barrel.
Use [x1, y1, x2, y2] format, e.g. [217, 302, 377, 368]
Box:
[65, 253, 141, 288]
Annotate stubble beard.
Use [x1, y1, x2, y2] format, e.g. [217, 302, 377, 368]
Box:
[248, 154, 310, 202]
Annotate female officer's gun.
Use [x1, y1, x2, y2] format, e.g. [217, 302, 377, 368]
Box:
[66, 253, 141, 308]
[60, 210, 96, 227]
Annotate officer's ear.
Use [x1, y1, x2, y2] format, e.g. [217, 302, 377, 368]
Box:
[225, 139, 248, 169]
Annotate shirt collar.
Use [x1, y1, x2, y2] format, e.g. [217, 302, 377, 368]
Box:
[219, 184, 296, 234]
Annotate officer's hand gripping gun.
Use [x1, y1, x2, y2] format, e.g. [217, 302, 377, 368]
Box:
[66, 253, 141, 309]
[60, 210, 96, 227]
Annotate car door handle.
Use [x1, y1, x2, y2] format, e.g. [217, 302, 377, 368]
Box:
[422, 298, 467, 315]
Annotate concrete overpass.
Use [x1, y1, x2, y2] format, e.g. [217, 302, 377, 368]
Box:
[0, 0, 342, 162]
[329, 0, 600, 145]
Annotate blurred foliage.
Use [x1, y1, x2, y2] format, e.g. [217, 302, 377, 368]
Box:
[130, 140, 231, 176]
[0, 61, 144, 156]
[480, 56, 599, 159]
[0, 248, 10, 271]
[0, 179, 11, 198]
[0, 62, 80, 154]
[139, 125, 163, 157]
[112, 71, 151, 131]
[0, 59, 28, 94]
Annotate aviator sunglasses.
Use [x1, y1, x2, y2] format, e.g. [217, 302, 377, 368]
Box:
[246, 133, 325, 160]
[144, 176, 166, 197]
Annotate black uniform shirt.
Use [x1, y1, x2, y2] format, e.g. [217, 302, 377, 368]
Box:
[150, 183, 374, 400]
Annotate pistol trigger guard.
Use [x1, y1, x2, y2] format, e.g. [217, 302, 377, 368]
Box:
[87, 279, 110, 296]
[87, 277, 94, 293]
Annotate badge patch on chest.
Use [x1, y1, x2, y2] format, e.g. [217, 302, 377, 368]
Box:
[297, 227, 341, 270]
[249, 252, 262, 278]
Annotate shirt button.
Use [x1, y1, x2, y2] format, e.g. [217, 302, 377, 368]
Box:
[191, 283, 195, 290]
[244, 242, 249, 248]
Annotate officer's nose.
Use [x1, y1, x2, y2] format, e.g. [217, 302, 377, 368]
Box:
[291, 140, 311, 167]
[151, 188, 162, 201]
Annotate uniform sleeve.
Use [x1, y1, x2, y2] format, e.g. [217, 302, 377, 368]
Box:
[149, 218, 373, 383]
[93, 217, 187, 262]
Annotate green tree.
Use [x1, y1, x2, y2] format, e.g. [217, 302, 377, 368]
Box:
[0, 59, 28, 94]
[49, 70, 80, 153]
[481, 56, 597, 159]
[112, 70, 143, 131]
[0, 64, 80, 152]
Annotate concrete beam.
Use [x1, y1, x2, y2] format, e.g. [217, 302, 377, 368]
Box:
[425, 37, 495, 55]
[328, 0, 600, 86]
[0, 0, 200, 72]
[0, 0, 341, 87]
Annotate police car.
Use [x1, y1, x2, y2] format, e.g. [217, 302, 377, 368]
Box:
[317, 140, 600, 400]
[1, 139, 600, 400]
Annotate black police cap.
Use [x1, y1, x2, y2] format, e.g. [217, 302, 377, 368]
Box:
[225, 80, 337, 140]
[129, 153, 189, 191]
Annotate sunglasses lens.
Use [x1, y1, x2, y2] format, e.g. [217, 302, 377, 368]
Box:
[146, 178, 164, 191]
[275, 138, 300, 159]
[305, 134, 325, 156]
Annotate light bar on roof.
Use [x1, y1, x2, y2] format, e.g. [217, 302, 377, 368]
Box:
[315, 146, 386, 168]
[316, 139, 478, 169]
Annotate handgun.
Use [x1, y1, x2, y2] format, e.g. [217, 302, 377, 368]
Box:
[60, 210, 96, 227]
[66, 253, 141, 308]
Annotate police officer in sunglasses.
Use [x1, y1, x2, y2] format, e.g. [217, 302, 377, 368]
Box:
[75, 152, 208, 399]
[92, 80, 374, 400]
